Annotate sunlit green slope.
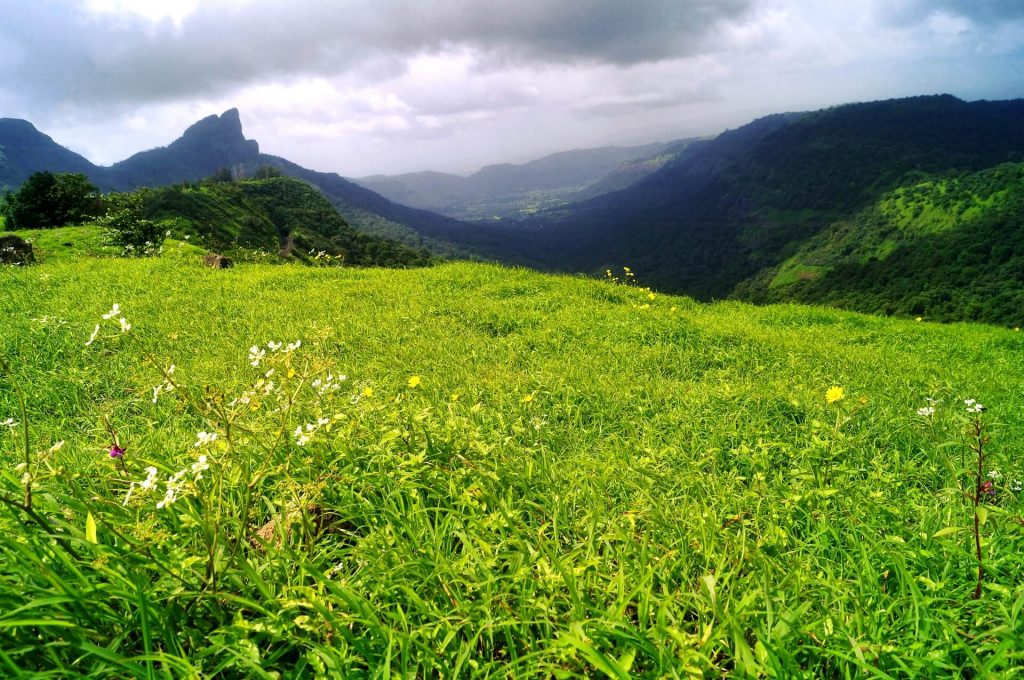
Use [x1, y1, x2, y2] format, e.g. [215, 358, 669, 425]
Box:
[1, 258, 1023, 676]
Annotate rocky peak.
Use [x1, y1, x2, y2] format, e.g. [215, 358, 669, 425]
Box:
[174, 108, 258, 157]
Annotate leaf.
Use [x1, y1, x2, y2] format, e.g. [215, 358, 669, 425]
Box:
[932, 526, 963, 539]
[977, 506, 988, 525]
[85, 512, 98, 544]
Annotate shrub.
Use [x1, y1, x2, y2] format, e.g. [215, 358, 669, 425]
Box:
[101, 192, 166, 256]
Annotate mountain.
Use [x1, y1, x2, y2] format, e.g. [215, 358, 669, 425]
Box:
[0, 109, 484, 257]
[0, 118, 101, 188]
[425, 95, 1024, 315]
[108, 109, 260, 189]
[354, 141, 679, 221]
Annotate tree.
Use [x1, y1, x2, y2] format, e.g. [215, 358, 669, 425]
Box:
[253, 165, 283, 179]
[0, 172, 101, 229]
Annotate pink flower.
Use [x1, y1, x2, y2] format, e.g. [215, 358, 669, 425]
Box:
[109, 444, 125, 459]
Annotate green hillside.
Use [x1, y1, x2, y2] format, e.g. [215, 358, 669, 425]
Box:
[2, 256, 1023, 676]
[740, 162, 1024, 324]
[143, 176, 433, 267]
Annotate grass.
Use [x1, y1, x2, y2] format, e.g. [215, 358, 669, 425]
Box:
[2, 255, 1024, 677]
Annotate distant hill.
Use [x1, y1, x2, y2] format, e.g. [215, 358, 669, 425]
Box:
[0, 110, 483, 258]
[355, 141, 680, 220]
[0, 118, 100, 188]
[417, 95, 1024, 322]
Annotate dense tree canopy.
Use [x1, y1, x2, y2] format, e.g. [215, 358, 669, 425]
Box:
[0, 171, 100, 229]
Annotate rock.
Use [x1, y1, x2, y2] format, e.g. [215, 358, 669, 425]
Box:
[202, 253, 233, 269]
[252, 504, 331, 549]
[0, 235, 34, 265]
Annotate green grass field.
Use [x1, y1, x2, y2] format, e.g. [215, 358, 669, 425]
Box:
[2, 252, 1023, 677]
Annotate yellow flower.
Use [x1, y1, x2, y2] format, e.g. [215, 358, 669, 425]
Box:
[362, 386, 374, 398]
[825, 386, 845, 404]
[520, 393, 534, 404]
[450, 393, 461, 402]
[915, 316, 923, 322]
[407, 375, 422, 388]
[647, 292, 656, 301]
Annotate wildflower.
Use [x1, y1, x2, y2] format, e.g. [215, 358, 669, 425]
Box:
[648, 292, 656, 301]
[2, 418, 17, 429]
[520, 393, 535, 404]
[915, 316, 923, 322]
[294, 426, 311, 447]
[825, 386, 845, 404]
[108, 444, 125, 459]
[194, 431, 218, 447]
[980, 480, 996, 497]
[140, 466, 158, 490]
[86, 324, 101, 346]
[21, 472, 32, 486]
[362, 386, 374, 398]
[156, 478, 182, 509]
[450, 392, 460, 402]
[49, 441, 64, 454]
[1012, 480, 1023, 492]
[987, 470, 1001, 480]
[102, 304, 121, 320]
[916, 406, 935, 417]
[965, 399, 985, 413]
[285, 340, 301, 352]
[118, 317, 132, 333]
[408, 375, 422, 388]
[248, 345, 266, 367]
[191, 455, 209, 479]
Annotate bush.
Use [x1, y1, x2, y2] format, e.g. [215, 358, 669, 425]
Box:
[101, 192, 166, 256]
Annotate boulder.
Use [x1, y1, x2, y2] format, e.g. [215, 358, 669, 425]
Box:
[0, 235, 34, 265]
[202, 253, 233, 269]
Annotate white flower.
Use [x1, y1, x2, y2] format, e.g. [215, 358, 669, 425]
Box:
[317, 417, 330, 426]
[916, 406, 935, 417]
[965, 399, 985, 413]
[988, 470, 1002, 479]
[124, 466, 159, 505]
[118, 317, 131, 333]
[140, 466, 159, 490]
[2, 418, 17, 429]
[194, 431, 218, 447]
[267, 341, 283, 352]
[86, 324, 101, 346]
[191, 455, 209, 479]
[21, 472, 31, 486]
[49, 441, 64, 454]
[1013, 480, 1023, 492]
[102, 304, 121, 320]
[286, 340, 301, 352]
[294, 425, 311, 446]
[248, 346, 266, 367]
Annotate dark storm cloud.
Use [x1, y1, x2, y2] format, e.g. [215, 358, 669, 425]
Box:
[0, 0, 754, 112]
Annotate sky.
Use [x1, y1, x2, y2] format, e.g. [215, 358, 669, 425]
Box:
[1, 0, 1023, 177]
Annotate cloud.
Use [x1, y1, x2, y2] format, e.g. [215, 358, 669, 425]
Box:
[0, 0, 755, 113]
[875, 0, 1024, 30]
[2, 0, 1023, 176]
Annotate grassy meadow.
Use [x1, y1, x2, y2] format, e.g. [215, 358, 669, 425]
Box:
[1, 247, 1024, 676]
